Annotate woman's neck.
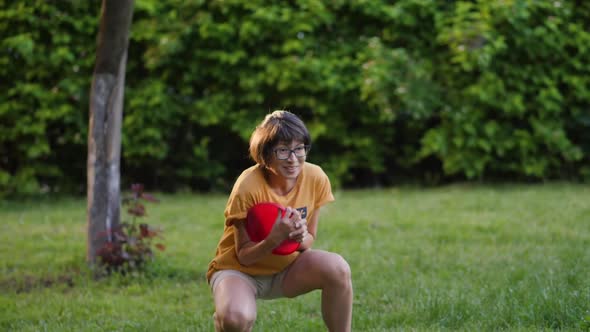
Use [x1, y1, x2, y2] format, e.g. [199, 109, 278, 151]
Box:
[264, 168, 297, 196]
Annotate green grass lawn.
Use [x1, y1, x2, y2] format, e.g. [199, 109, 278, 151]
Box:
[1, 183, 589, 331]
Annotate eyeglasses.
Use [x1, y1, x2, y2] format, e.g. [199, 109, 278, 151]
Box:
[273, 145, 311, 160]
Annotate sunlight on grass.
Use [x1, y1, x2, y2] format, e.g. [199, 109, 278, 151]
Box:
[1, 183, 589, 331]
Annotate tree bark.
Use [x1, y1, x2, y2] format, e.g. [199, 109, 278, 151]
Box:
[87, 0, 134, 265]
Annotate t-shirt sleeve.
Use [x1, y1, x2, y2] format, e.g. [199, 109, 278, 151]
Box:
[224, 188, 254, 227]
[315, 169, 335, 210]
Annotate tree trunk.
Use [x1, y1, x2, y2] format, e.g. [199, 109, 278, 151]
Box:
[87, 0, 134, 265]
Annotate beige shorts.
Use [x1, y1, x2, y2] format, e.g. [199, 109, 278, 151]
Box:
[210, 269, 290, 300]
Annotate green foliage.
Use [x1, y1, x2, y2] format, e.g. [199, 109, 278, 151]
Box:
[0, 1, 97, 196]
[419, 0, 590, 180]
[96, 184, 165, 273]
[1, 0, 589, 195]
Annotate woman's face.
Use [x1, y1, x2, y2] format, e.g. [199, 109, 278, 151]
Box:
[267, 140, 307, 180]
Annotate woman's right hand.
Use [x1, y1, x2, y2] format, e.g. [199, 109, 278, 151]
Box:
[266, 206, 300, 247]
[235, 206, 301, 266]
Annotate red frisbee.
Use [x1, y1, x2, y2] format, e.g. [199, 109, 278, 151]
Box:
[246, 202, 300, 255]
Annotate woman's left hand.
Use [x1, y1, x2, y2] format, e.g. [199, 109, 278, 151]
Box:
[289, 218, 308, 243]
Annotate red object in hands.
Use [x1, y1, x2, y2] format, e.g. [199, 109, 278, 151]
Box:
[246, 202, 300, 255]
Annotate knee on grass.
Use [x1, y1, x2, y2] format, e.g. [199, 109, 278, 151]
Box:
[214, 309, 256, 332]
[323, 253, 352, 288]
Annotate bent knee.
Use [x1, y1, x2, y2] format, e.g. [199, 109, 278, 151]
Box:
[326, 253, 352, 285]
[214, 309, 256, 331]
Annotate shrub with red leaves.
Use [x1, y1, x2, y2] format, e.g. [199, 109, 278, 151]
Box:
[96, 183, 165, 272]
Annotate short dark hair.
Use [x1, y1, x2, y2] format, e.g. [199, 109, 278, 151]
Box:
[249, 110, 311, 166]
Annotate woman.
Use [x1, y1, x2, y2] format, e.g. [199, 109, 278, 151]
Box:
[207, 110, 353, 331]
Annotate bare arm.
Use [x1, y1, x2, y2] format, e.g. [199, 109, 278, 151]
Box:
[293, 207, 322, 251]
[234, 206, 300, 266]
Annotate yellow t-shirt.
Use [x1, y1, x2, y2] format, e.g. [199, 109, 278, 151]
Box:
[206, 162, 334, 282]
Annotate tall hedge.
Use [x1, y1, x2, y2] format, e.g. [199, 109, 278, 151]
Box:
[0, 1, 98, 195]
[1, 0, 589, 196]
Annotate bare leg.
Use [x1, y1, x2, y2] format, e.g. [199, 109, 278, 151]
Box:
[281, 250, 353, 332]
[213, 275, 257, 332]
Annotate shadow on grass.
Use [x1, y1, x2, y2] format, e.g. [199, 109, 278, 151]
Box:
[0, 261, 208, 294]
[0, 272, 77, 294]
